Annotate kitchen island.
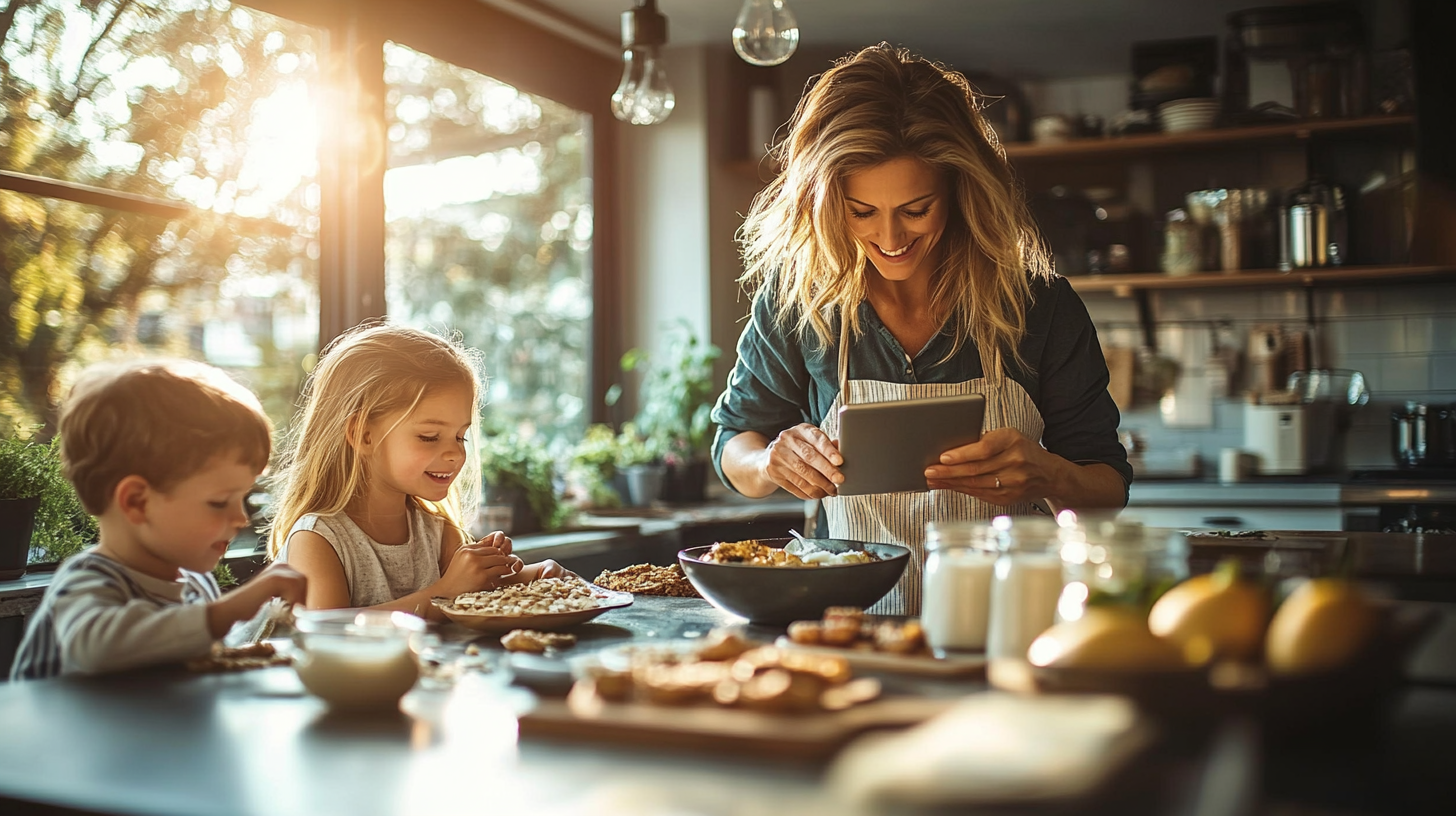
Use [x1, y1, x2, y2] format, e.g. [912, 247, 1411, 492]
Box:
[2, 585, 1455, 816]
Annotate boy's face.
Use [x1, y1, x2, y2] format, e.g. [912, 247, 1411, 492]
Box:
[367, 385, 473, 503]
[141, 456, 261, 574]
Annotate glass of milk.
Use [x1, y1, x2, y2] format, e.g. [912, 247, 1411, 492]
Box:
[984, 515, 1071, 662]
[921, 520, 998, 655]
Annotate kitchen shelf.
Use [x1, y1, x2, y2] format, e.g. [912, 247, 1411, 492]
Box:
[1003, 115, 1415, 162]
[1068, 264, 1455, 297]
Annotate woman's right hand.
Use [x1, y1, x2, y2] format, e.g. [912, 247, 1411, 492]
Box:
[763, 423, 844, 499]
[436, 543, 519, 597]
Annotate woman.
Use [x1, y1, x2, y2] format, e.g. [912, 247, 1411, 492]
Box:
[710, 45, 1132, 614]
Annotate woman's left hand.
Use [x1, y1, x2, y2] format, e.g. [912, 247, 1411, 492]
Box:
[922, 427, 1064, 506]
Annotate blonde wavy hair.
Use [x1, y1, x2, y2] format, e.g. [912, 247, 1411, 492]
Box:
[738, 44, 1052, 378]
[267, 323, 483, 558]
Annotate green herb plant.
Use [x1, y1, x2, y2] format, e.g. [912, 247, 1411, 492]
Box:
[478, 430, 568, 530]
[0, 431, 97, 564]
[611, 320, 722, 465]
[568, 423, 624, 509]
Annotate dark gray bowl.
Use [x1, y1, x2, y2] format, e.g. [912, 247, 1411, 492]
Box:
[678, 537, 910, 626]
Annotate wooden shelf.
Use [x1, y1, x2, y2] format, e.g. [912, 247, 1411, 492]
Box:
[1003, 115, 1415, 162]
[1067, 264, 1455, 296]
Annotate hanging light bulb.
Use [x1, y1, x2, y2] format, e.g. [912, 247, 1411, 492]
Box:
[612, 0, 674, 126]
[733, 0, 799, 67]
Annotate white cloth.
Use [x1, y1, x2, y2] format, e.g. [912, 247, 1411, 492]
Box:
[10, 549, 219, 681]
[821, 316, 1044, 615]
[280, 504, 444, 608]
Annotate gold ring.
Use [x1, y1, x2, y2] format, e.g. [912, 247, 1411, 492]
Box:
[994, 475, 1001, 489]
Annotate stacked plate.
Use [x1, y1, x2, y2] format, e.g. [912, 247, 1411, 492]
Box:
[1158, 98, 1220, 133]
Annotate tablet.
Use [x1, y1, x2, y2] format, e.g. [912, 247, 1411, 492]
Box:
[836, 393, 986, 496]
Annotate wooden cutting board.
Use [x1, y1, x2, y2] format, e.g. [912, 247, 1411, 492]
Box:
[518, 685, 957, 760]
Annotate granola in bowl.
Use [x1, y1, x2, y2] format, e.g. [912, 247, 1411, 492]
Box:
[431, 575, 633, 633]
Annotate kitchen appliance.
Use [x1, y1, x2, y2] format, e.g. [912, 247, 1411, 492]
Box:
[1224, 3, 1368, 123]
[1392, 401, 1456, 468]
[1342, 468, 1456, 534]
[1245, 401, 1307, 475]
[1288, 369, 1369, 474]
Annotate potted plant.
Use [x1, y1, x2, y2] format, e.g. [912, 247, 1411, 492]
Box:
[0, 431, 97, 579]
[477, 430, 567, 536]
[567, 423, 625, 510]
[616, 320, 722, 503]
[614, 422, 667, 507]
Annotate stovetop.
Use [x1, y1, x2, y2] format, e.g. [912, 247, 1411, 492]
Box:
[1348, 468, 1456, 483]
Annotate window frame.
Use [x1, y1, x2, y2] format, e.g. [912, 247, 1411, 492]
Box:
[2, 0, 623, 426]
[246, 0, 622, 423]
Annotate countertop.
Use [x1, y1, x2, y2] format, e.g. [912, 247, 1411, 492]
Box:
[2, 595, 1455, 816]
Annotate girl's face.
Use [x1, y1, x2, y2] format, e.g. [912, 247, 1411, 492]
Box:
[364, 385, 474, 503]
[842, 156, 951, 283]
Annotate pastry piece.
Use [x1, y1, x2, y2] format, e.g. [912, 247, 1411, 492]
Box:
[500, 629, 578, 653]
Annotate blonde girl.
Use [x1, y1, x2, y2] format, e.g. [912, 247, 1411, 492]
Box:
[711, 45, 1131, 614]
[269, 323, 566, 617]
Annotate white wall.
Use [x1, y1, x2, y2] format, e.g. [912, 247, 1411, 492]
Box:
[616, 45, 712, 417]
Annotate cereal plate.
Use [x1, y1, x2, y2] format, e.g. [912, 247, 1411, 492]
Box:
[433, 581, 633, 634]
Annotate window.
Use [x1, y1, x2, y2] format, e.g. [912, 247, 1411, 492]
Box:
[0, 0, 321, 435]
[382, 42, 593, 444]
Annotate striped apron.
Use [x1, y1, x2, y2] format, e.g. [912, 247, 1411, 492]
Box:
[821, 314, 1045, 615]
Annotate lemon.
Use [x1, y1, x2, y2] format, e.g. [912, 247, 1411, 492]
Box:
[1265, 578, 1378, 675]
[1027, 608, 1187, 671]
[1148, 565, 1270, 664]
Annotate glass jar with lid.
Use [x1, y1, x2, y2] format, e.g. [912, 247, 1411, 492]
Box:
[983, 515, 1071, 661]
[1056, 514, 1189, 622]
[921, 520, 998, 653]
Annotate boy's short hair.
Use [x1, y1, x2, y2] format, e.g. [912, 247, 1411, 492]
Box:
[59, 359, 273, 514]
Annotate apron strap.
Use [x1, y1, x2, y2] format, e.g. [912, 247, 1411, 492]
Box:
[837, 307, 852, 407]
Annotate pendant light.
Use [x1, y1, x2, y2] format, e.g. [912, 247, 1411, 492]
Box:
[733, 0, 799, 66]
[612, 0, 675, 125]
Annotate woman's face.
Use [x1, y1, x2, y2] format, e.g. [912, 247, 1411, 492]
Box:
[843, 156, 951, 283]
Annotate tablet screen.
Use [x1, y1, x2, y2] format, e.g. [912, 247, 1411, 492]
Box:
[836, 393, 986, 496]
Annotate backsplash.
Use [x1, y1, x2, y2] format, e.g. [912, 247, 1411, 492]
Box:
[1081, 279, 1456, 475]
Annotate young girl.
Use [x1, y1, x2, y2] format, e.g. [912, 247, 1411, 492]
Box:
[268, 323, 568, 618]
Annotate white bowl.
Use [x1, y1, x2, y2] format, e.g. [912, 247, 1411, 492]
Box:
[290, 609, 427, 710]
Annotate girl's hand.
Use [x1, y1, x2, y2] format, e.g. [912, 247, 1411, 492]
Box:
[763, 423, 843, 499]
[437, 544, 518, 597]
[476, 530, 513, 557]
[532, 559, 572, 580]
[922, 427, 1063, 507]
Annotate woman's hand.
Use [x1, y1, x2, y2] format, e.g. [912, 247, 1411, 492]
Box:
[762, 423, 844, 499]
[923, 427, 1064, 506]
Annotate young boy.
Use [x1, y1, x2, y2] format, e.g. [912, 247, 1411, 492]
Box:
[9, 359, 307, 681]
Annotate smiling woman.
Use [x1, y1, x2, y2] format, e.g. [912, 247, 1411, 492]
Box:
[711, 44, 1132, 615]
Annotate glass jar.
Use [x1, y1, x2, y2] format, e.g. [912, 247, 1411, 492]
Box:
[1161, 207, 1202, 276]
[1057, 515, 1189, 621]
[921, 520, 998, 653]
[984, 515, 1069, 661]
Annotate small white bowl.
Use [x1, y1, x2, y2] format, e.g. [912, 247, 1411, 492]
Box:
[290, 609, 427, 710]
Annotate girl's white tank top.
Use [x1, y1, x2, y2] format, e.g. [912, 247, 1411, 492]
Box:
[280, 504, 445, 609]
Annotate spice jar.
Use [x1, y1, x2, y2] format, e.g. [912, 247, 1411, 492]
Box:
[921, 520, 998, 653]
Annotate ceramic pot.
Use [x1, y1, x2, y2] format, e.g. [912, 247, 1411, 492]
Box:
[623, 464, 666, 507]
[0, 495, 40, 580]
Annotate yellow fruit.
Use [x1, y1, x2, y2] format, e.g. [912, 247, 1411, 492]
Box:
[1027, 608, 1187, 671]
[1265, 578, 1378, 675]
[1148, 570, 1270, 664]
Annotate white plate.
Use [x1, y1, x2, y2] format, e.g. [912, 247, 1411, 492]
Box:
[433, 584, 634, 633]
